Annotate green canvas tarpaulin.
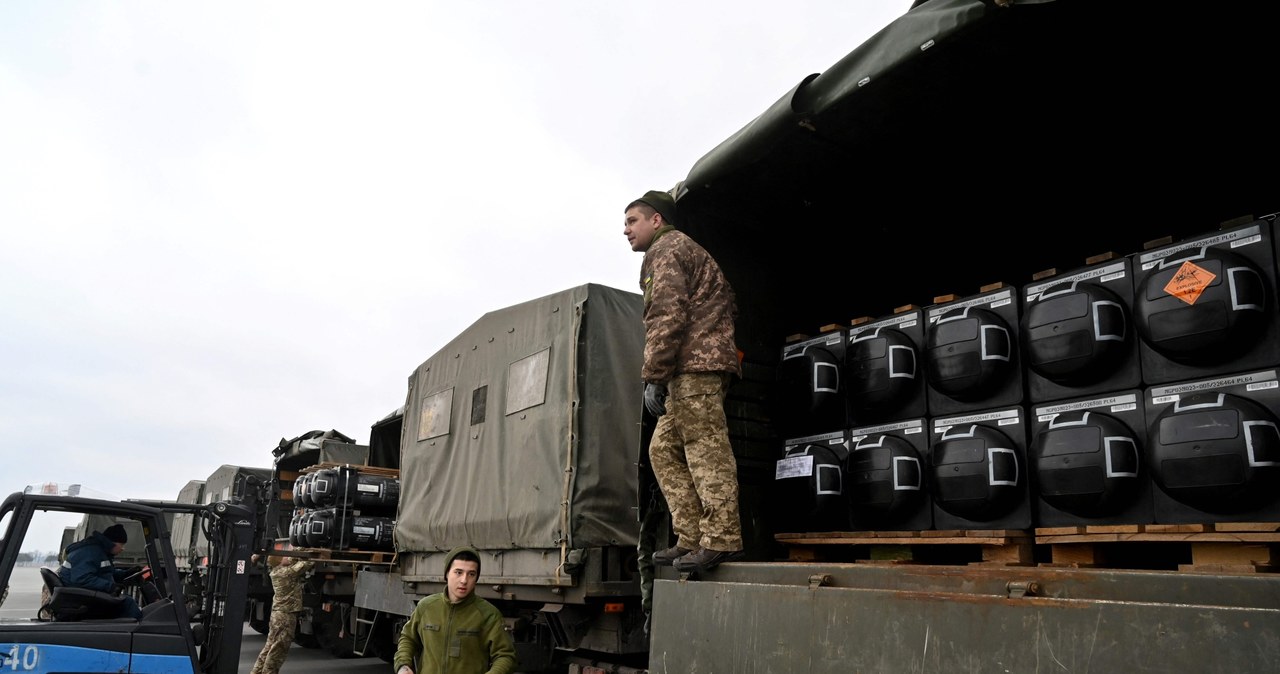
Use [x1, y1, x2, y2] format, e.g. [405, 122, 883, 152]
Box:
[395, 284, 643, 581]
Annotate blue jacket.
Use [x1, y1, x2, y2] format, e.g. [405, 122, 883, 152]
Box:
[60, 531, 126, 593]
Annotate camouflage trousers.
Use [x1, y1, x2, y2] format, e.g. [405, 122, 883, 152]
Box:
[250, 610, 299, 674]
[649, 372, 743, 551]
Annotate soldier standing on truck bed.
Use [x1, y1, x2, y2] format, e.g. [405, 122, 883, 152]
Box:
[249, 554, 315, 674]
[624, 189, 745, 574]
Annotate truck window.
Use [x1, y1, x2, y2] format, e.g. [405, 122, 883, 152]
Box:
[506, 347, 550, 414]
[418, 387, 453, 440]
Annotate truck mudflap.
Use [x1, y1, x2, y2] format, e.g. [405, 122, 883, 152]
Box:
[649, 563, 1280, 673]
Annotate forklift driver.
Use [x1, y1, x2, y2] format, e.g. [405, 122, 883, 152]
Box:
[59, 524, 144, 619]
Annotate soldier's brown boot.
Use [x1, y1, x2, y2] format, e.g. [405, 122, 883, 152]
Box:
[652, 545, 694, 566]
[673, 547, 745, 573]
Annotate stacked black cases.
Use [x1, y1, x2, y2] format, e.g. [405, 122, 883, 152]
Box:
[928, 407, 1032, 530]
[289, 465, 399, 550]
[846, 307, 927, 425]
[925, 286, 1025, 417]
[296, 508, 395, 550]
[1144, 369, 1280, 524]
[773, 430, 850, 532]
[1132, 221, 1280, 385]
[1029, 391, 1153, 527]
[1022, 257, 1142, 403]
[847, 418, 932, 531]
[777, 330, 848, 438]
[307, 466, 400, 511]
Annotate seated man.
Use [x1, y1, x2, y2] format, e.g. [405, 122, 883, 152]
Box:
[59, 523, 143, 619]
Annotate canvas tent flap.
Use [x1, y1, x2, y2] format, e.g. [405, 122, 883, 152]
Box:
[396, 283, 643, 554]
[682, 0, 992, 197]
[671, 0, 1278, 357]
[274, 431, 370, 472]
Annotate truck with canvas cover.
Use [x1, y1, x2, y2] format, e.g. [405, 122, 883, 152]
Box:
[249, 415, 405, 662]
[353, 282, 648, 672]
[263, 428, 379, 656]
[640, 0, 1280, 672]
[169, 479, 206, 570]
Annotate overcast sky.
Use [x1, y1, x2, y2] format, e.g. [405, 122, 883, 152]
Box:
[0, 1, 908, 554]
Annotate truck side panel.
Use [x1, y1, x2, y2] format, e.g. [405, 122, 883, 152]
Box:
[650, 563, 1280, 672]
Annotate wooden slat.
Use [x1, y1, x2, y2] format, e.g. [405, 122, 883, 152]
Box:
[776, 525, 1280, 574]
[299, 462, 400, 478]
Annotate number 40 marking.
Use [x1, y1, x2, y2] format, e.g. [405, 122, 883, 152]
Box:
[3, 645, 39, 671]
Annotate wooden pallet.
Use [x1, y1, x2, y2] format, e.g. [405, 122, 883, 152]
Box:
[295, 462, 400, 479]
[271, 543, 397, 566]
[1035, 523, 1280, 573]
[776, 523, 1280, 573]
[775, 530, 1035, 567]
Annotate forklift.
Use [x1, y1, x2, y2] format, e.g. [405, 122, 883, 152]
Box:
[0, 480, 262, 674]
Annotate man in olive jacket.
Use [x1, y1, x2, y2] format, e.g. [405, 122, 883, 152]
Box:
[394, 546, 517, 674]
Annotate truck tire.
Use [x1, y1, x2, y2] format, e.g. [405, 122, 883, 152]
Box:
[324, 630, 358, 659]
[316, 605, 359, 658]
[248, 598, 271, 635]
[293, 631, 321, 649]
[249, 613, 269, 635]
[372, 618, 399, 663]
[293, 612, 321, 650]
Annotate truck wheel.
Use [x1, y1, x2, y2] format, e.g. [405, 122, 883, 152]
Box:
[316, 607, 359, 658]
[249, 614, 269, 635]
[293, 614, 322, 650]
[322, 628, 358, 659]
[293, 631, 321, 649]
[372, 621, 397, 663]
[247, 598, 271, 634]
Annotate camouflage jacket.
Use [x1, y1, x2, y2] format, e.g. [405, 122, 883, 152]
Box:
[639, 227, 741, 383]
[268, 559, 314, 613]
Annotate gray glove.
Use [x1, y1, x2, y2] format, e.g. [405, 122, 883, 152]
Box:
[644, 383, 668, 417]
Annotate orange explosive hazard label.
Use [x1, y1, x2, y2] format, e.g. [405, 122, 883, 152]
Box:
[1163, 260, 1216, 305]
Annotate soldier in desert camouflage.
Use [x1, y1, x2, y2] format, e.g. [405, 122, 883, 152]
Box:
[624, 189, 745, 574]
[249, 554, 315, 674]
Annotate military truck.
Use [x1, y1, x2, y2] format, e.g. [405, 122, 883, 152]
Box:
[291, 282, 649, 672]
[169, 479, 206, 570]
[265, 429, 382, 656]
[639, 0, 1280, 672]
[262, 2, 1280, 672]
[71, 514, 152, 569]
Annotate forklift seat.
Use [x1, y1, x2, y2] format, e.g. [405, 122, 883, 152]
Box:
[45, 587, 129, 621]
[37, 568, 62, 621]
[41, 569, 129, 622]
[39, 567, 63, 591]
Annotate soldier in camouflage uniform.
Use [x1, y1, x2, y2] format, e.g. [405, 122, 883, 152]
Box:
[249, 554, 315, 674]
[624, 189, 745, 574]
